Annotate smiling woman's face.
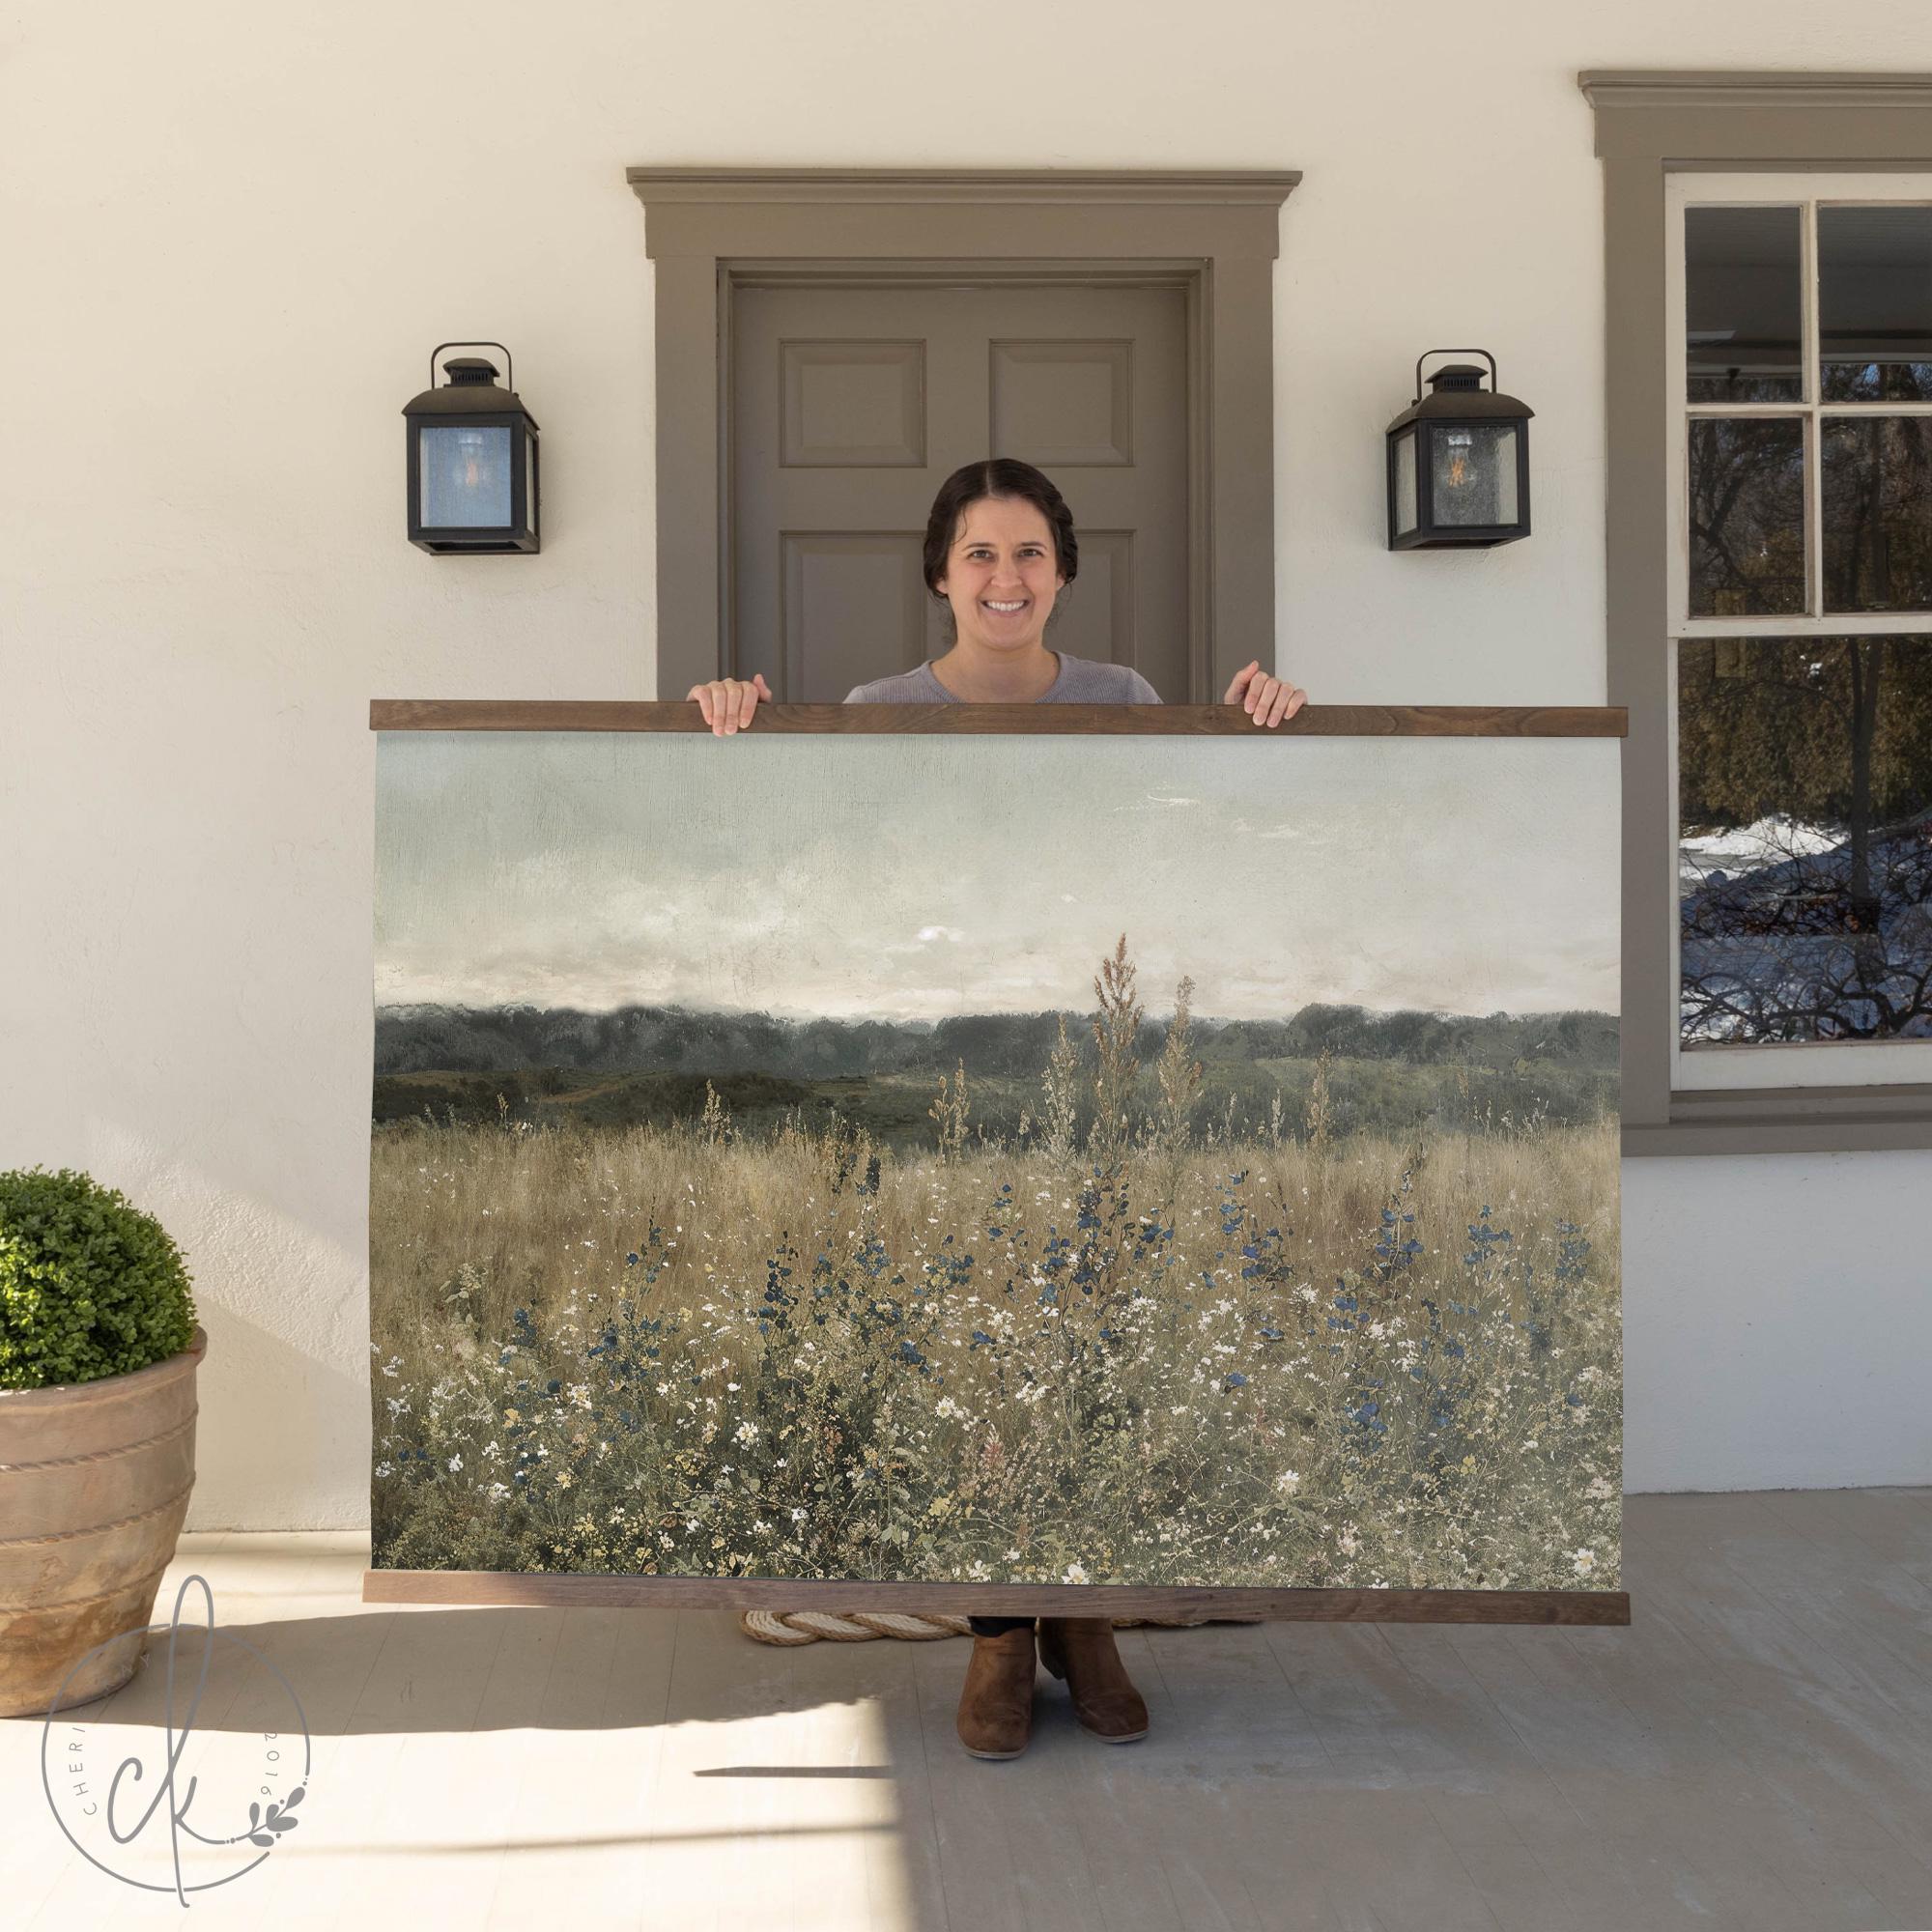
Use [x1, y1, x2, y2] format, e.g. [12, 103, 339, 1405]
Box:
[934, 496, 1065, 656]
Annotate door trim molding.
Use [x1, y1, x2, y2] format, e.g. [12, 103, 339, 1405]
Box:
[627, 167, 1300, 703]
[627, 166, 1302, 207]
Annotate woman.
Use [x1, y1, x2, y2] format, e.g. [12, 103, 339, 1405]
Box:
[689, 457, 1307, 1759]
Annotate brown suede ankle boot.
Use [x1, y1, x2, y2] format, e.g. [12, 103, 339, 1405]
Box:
[955, 1625, 1037, 1759]
[1037, 1617, 1150, 1743]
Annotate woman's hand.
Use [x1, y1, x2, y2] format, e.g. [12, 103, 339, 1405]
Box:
[687, 672, 772, 735]
[1223, 661, 1306, 726]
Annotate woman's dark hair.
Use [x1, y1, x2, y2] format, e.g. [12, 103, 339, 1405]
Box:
[922, 459, 1078, 639]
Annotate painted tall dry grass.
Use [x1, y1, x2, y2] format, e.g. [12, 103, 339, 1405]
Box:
[369, 945, 1621, 1594]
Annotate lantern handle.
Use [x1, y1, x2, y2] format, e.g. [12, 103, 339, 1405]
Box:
[1412, 348, 1497, 404]
[430, 340, 514, 394]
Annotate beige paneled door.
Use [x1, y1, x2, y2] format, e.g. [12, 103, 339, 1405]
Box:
[731, 280, 1189, 701]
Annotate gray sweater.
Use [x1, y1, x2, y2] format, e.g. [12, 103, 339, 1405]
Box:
[844, 652, 1161, 704]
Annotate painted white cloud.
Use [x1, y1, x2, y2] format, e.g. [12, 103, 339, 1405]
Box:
[882, 924, 967, 955]
[1112, 791, 1202, 813]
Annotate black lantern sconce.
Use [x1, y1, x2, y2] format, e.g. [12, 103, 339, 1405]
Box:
[404, 342, 540, 553]
[1385, 350, 1532, 550]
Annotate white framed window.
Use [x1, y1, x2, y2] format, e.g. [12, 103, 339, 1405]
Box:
[1665, 171, 1932, 1093]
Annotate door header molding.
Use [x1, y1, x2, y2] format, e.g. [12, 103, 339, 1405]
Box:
[627, 166, 1302, 208]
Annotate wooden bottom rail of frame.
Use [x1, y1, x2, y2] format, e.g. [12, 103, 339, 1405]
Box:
[360, 1571, 1630, 1625]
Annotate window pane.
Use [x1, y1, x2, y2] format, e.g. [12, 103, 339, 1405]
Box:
[1686, 206, 1803, 402]
[1688, 418, 1805, 615]
[1821, 415, 1932, 611]
[1678, 637, 1932, 1046]
[1818, 205, 1932, 401]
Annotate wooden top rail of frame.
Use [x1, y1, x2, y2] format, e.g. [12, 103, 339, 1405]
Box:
[370, 699, 1628, 737]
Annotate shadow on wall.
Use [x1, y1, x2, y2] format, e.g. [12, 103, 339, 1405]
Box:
[64, 1114, 381, 1534]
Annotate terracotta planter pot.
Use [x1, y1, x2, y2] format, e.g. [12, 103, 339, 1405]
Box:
[0, 1325, 206, 1719]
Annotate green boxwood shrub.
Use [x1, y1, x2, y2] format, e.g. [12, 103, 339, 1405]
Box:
[0, 1168, 198, 1391]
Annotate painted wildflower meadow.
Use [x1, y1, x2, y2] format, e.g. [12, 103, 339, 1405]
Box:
[369, 728, 1622, 1595]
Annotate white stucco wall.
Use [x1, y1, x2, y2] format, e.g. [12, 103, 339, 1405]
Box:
[5, 1, 1929, 1530]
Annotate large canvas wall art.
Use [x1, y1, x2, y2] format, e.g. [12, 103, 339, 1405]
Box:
[367, 706, 1623, 1616]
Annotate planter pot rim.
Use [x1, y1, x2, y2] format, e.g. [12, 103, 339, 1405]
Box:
[0, 1323, 208, 1408]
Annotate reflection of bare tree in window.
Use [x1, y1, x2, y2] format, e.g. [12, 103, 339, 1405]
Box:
[1823, 416, 1932, 611]
[1820, 347, 1932, 403]
[1679, 639, 1932, 1043]
[1688, 419, 1805, 614]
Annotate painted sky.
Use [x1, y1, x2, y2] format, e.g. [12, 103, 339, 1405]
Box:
[374, 731, 1619, 1021]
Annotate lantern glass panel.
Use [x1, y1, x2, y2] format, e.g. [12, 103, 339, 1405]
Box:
[420, 424, 514, 528]
[525, 434, 537, 540]
[1393, 430, 1417, 536]
[1431, 424, 1518, 527]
